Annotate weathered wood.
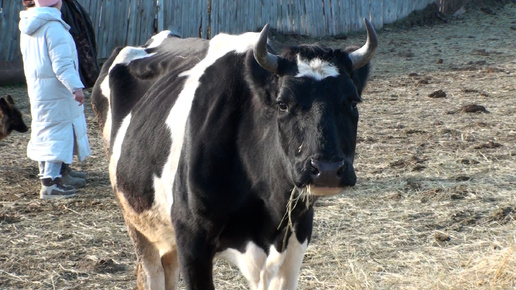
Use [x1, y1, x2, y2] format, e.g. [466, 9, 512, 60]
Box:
[1, 0, 469, 85]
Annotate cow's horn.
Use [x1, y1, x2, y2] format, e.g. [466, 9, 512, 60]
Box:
[348, 18, 378, 71]
[254, 24, 278, 73]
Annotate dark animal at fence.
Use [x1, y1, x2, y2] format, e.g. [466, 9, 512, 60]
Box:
[0, 95, 28, 141]
[91, 18, 377, 290]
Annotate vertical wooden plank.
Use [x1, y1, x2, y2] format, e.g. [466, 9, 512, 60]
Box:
[338, 0, 348, 34]
[126, 0, 137, 45]
[224, 0, 229, 33]
[144, 0, 156, 42]
[199, 0, 205, 37]
[358, 0, 365, 30]
[265, 0, 271, 30]
[347, 0, 355, 32]
[249, 0, 255, 32]
[250, 0, 255, 32]
[359, 0, 365, 30]
[212, 0, 219, 36]
[330, 0, 338, 35]
[98, 0, 109, 58]
[177, 0, 185, 36]
[307, 0, 316, 36]
[281, 0, 288, 33]
[322, 0, 328, 36]
[204, 0, 210, 38]
[383, 0, 395, 24]
[293, 0, 300, 34]
[290, 0, 295, 33]
[157, 0, 163, 32]
[220, 0, 225, 34]
[272, 0, 276, 30]
[306, 0, 314, 36]
[312, 0, 319, 36]
[243, 0, 249, 32]
[85, 0, 101, 58]
[281, 0, 287, 33]
[318, 0, 325, 37]
[370, 0, 383, 30]
[1, 0, 19, 61]
[236, 0, 243, 34]
[192, 0, 199, 37]
[220, 0, 226, 34]
[265, 0, 271, 31]
[184, 0, 189, 36]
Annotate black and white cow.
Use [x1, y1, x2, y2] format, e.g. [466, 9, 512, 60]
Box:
[91, 18, 377, 290]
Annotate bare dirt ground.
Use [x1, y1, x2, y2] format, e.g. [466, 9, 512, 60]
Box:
[1, 1, 515, 289]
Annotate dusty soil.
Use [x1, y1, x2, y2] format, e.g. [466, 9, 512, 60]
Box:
[1, 1, 515, 289]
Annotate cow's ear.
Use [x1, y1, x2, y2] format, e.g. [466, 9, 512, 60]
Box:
[343, 47, 371, 96]
[351, 63, 370, 96]
[245, 50, 276, 100]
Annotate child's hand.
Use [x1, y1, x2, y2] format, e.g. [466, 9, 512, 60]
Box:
[73, 89, 85, 106]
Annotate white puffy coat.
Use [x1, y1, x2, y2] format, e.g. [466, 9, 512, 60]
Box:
[19, 7, 91, 163]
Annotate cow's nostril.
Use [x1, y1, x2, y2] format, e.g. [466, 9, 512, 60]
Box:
[309, 159, 348, 187]
[309, 159, 320, 175]
[337, 167, 344, 176]
[336, 161, 346, 176]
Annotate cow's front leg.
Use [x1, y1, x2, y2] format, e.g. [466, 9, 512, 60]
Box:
[266, 234, 308, 290]
[173, 220, 216, 290]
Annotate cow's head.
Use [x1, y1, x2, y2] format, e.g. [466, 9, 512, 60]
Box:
[0, 95, 29, 140]
[246, 19, 377, 197]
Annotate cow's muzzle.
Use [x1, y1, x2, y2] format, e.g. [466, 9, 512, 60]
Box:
[306, 158, 356, 196]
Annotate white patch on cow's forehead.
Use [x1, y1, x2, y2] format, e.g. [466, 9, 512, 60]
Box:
[295, 55, 339, 80]
[163, 31, 261, 208]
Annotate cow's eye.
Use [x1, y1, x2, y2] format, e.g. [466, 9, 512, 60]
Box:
[351, 101, 358, 109]
[278, 101, 288, 112]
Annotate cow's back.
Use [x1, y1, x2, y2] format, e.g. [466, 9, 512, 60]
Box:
[91, 33, 209, 153]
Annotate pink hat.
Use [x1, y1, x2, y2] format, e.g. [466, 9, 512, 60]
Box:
[34, 0, 60, 7]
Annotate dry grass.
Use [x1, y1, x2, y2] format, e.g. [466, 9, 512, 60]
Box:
[1, 1, 515, 289]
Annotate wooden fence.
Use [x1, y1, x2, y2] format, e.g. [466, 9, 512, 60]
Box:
[0, 0, 466, 84]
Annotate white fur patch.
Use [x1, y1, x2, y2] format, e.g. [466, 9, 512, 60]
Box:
[296, 55, 339, 80]
[146, 30, 173, 48]
[268, 236, 308, 289]
[110, 113, 132, 186]
[111, 46, 156, 69]
[154, 31, 261, 212]
[217, 243, 268, 288]
[217, 236, 308, 290]
[99, 77, 112, 146]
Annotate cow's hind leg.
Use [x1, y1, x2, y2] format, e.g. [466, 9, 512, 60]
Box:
[128, 225, 167, 290]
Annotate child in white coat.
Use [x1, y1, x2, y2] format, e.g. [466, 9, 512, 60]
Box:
[19, 0, 91, 199]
